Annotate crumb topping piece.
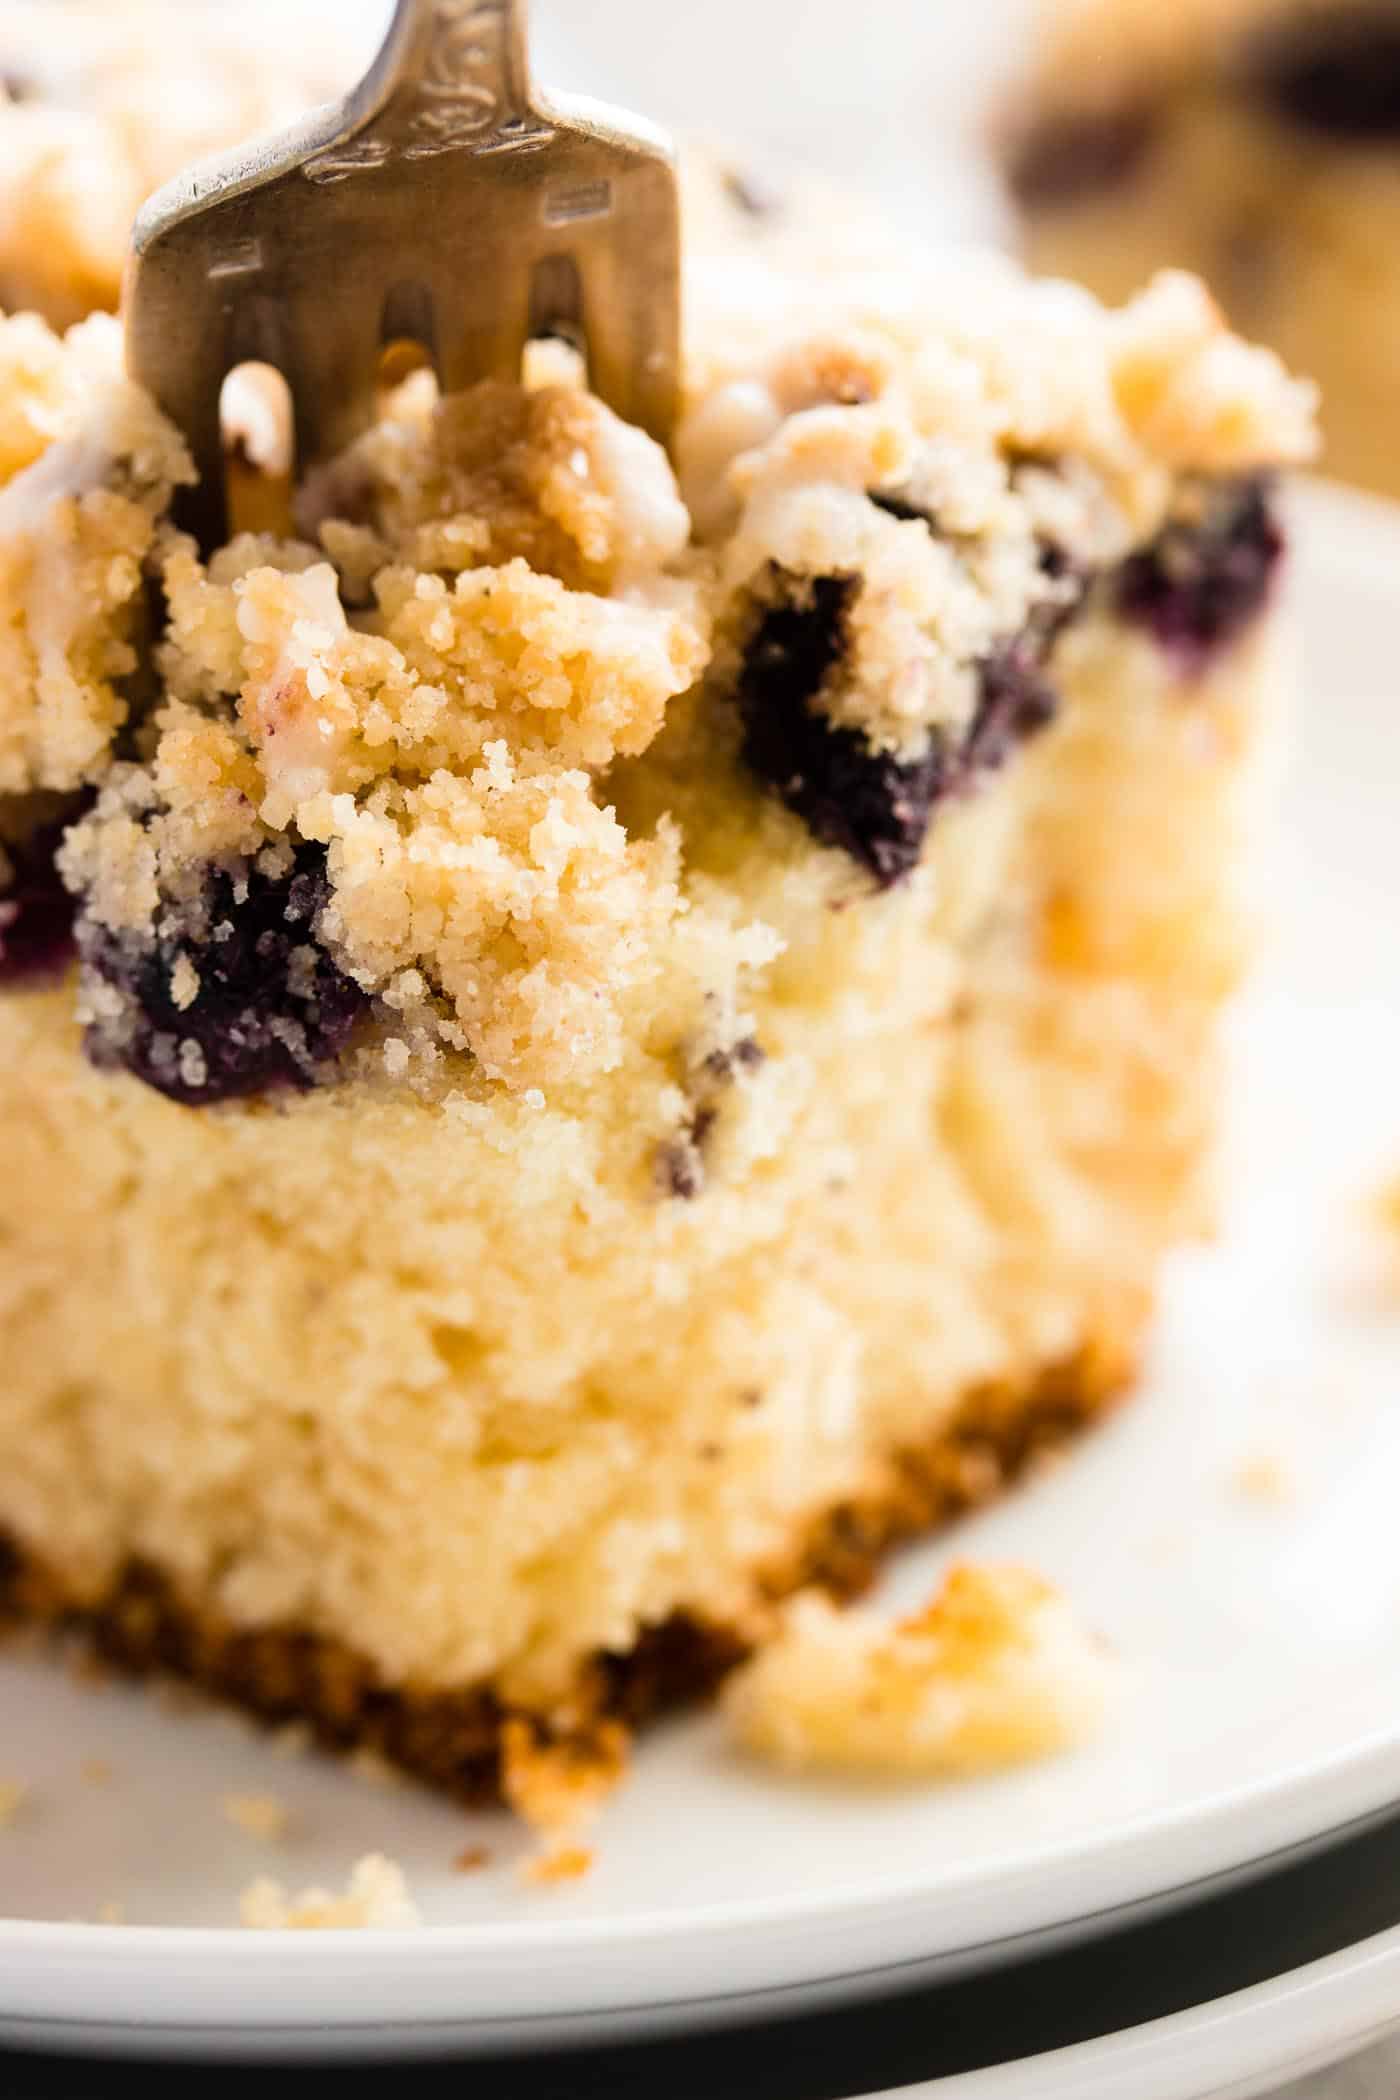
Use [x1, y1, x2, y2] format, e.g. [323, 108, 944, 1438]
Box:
[0, 313, 190, 801]
[724, 1564, 1113, 1777]
[220, 1792, 291, 1842]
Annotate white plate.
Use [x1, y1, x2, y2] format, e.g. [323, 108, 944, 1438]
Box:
[890, 1928, 1400, 2100]
[2, 479, 1400, 2058]
[8, 1818, 1400, 2096]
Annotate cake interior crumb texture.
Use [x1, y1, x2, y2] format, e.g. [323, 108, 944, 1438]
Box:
[0, 1, 1318, 1807]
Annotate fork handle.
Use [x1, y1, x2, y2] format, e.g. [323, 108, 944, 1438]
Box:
[371, 0, 533, 141]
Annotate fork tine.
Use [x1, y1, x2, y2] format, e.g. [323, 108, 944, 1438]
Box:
[435, 269, 534, 400]
[125, 278, 232, 547]
[280, 327, 384, 482]
[576, 247, 680, 446]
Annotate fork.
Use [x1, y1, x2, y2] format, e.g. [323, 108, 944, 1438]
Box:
[123, 0, 681, 546]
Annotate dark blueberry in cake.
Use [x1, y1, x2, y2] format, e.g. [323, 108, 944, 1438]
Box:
[737, 570, 1067, 886]
[703, 1035, 766, 1081]
[1005, 103, 1159, 208]
[1116, 477, 1284, 670]
[960, 644, 1061, 782]
[0, 819, 77, 984]
[1235, 8, 1400, 140]
[657, 1104, 718, 1202]
[79, 844, 367, 1106]
[736, 574, 952, 888]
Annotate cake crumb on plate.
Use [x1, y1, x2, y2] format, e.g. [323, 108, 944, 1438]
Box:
[1232, 1451, 1297, 1507]
[239, 1852, 419, 1930]
[220, 1791, 291, 1841]
[0, 1777, 28, 1826]
[724, 1564, 1112, 1778]
[501, 1716, 628, 1835]
[502, 1717, 626, 1885]
[524, 1844, 595, 1887]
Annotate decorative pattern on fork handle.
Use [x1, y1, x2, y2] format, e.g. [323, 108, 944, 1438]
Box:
[303, 1, 549, 182]
[123, 0, 680, 546]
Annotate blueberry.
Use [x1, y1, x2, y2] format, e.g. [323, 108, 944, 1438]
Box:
[960, 644, 1060, 782]
[1236, 8, 1400, 141]
[736, 569, 1063, 887]
[79, 844, 367, 1106]
[1116, 477, 1284, 670]
[736, 575, 953, 887]
[0, 818, 78, 984]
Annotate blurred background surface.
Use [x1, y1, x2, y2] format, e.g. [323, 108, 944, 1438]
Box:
[319, 0, 1038, 243]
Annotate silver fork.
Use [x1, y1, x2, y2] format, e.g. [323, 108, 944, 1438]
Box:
[123, 0, 681, 545]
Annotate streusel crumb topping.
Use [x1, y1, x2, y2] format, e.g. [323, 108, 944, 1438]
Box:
[0, 254, 1313, 1099]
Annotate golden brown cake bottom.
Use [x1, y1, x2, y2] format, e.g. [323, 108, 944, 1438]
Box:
[0, 1331, 1134, 1803]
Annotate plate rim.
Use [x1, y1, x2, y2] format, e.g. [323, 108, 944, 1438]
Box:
[873, 1917, 1400, 2100]
[2, 1718, 1399, 1971]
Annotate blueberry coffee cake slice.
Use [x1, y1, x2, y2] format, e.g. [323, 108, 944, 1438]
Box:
[0, 235, 1314, 1802]
[1000, 0, 1400, 495]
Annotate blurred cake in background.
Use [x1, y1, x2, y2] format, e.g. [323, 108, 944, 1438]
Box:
[1000, 0, 1400, 496]
[0, 0, 369, 327]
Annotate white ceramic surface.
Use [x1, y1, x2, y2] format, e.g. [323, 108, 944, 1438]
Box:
[0, 478, 1397, 2058]
[886, 1925, 1400, 2100]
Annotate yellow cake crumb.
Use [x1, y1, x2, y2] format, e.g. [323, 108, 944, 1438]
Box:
[1232, 1451, 1297, 1507]
[96, 1899, 124, 1925]
[502, 1717, 626, 1884]
[724, 1564, 1113, 1778]
[524, 1843, 595, 1887]
[501, 1717, 629, 1835]
[79, 1757, 112, 1785]
[0, 1777, 28, 1826]
[239, 1851, 419, 1931]
[220, 1791, 291, 1842]
[346, 1746, 403, 1792]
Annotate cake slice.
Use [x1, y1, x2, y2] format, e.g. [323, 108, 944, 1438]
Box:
[0, 208, 1315, 1799]
[1000, 0, 1393, 494]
